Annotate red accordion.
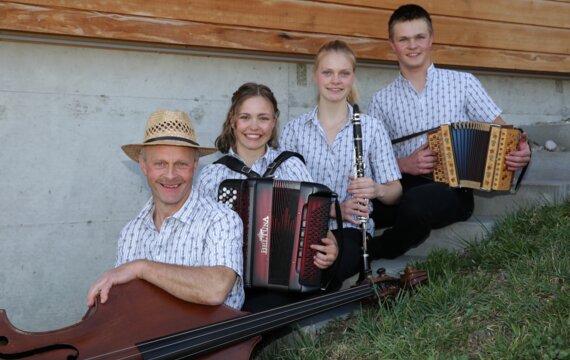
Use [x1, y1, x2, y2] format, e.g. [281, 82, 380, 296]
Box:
[217, 179, 334, 293]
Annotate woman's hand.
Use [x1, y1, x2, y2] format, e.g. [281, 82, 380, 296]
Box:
[347, 175, 377, 199]
[311, 232, 338, 269]
[339, 197, 369, 224]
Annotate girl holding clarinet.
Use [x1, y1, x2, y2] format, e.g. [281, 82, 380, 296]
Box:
[280, 40, 402, 288]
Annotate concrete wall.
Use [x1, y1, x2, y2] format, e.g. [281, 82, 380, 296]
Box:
[0, 42, 568, 331]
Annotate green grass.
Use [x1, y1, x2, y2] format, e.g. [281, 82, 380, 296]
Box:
[256, 200, 570, 360]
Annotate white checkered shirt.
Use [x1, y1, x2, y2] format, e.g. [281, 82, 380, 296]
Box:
[280, 104, 401, 234]
[116, 189, 245, 310]
[367, 64, 502, 159]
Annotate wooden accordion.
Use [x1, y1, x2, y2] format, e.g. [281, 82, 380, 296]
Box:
[427, 122, 522, 191]
[217, 178, 333, 293]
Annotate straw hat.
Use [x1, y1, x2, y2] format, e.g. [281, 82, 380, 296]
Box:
[122, 110, 216, 161]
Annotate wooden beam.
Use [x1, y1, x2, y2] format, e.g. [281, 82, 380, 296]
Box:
[1, 2, 569, 74]
[2, 0, 390, 38]
[314, 0, 570, 29]
[7, 0, 570, 54]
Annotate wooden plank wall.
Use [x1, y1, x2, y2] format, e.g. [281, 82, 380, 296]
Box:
[1, 0, 569, 75]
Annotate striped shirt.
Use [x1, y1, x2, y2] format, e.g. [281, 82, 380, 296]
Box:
[368, 64, 502, 159]
[196, 146, 314, 202]
[116, 189, 244, 309]
[280, 104, 401, 234]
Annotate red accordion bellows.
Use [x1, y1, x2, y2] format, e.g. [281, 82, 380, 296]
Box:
[218, 179, 333, 293]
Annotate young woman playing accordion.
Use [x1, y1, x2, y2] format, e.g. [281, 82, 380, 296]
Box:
[196, 82, 339, 311]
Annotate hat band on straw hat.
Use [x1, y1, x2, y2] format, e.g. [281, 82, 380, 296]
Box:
[145, 136, 199, 146]
[121, 109, 217, 162]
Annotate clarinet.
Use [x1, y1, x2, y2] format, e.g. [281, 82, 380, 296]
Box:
[351, 104, 372, 279]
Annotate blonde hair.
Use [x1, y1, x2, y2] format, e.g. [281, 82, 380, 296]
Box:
[313, 40, 360, 105]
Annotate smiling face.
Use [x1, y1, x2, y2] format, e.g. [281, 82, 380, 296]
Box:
[232, 95, 277, 159]
[314, 51, 355, 104]
[139, 145, 198, 216]
[389, 18, 433, 74]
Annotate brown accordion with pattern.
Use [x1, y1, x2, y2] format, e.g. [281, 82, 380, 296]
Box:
[427, 122, 522, 191]
[217, 178, 333, 293]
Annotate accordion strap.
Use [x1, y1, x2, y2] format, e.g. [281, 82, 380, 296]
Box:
[264, 151, 305, 177]
[214, 156, 261, 178]
[391, 126, 437, 145]
[321, 195, 344, 291]
[214, 151, 305, 178]
[513, 137, 531, 192]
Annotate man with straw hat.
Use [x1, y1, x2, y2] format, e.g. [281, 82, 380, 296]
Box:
[87, 110, 244, 309]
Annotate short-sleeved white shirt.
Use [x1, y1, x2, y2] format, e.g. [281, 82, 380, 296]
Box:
[116, 190, 244, 309]
[280, 103, 401, 234]
[368, 64, 502, 159]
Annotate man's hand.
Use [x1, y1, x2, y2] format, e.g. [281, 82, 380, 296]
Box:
[505, 133, 531, 171]
[398, 143, 437, 175]
[87, 260, 143, 306]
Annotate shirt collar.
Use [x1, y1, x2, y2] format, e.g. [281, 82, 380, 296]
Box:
[139, 198, 155, 229]
[426, 63, 436, 85]
[140, 190, 197, 230]
[228, 146, 271, 168]
[307, 103, 354, 127]
[397, 63, 435, 86]
[228, 147, 239, 158]
[171, 190, 198, 224]
[304, 106, 320, 126]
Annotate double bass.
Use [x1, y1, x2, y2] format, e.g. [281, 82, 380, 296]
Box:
[0, 267, 427, 359]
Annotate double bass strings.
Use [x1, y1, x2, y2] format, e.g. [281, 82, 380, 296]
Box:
[135, 285, 376, 359]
